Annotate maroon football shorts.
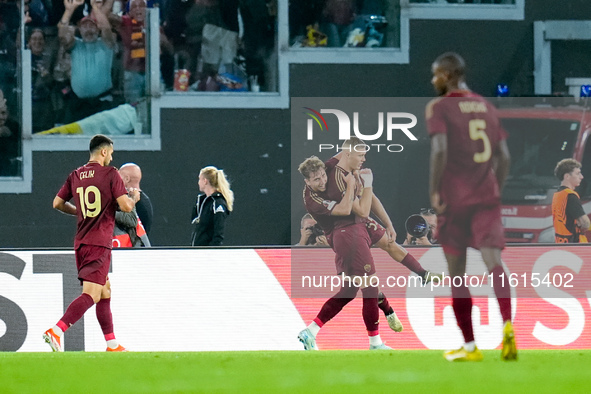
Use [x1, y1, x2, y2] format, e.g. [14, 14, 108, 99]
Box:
[331, 223, 377, 276]
[75, 244, 111, 286]
[365, 217, 387, 245]
[438, 204, 505, 256]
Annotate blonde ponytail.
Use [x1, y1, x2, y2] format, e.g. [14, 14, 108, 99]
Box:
[200, 166, 234, 211]
[215, 169, 234, 211]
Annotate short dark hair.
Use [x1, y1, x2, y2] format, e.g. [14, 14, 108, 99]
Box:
[434, 52, 466, 79]
[89, 135, 113, 154]
[554, 158, 582, 181]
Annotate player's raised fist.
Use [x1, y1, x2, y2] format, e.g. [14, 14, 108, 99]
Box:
[343, 172, 356, 187]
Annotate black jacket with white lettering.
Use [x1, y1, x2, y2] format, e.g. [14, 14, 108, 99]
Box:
[190, 192, 230, 246]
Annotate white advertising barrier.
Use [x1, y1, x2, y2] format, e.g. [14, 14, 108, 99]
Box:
[2, 247, 591, 352]
[0, 249, 304, 352]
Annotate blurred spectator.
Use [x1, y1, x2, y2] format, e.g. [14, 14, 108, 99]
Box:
[162, 0, 193, 51]
[0, 0, 19, 116]
[51, 24, 74, 127]
[115, 0, 148, 104]
[58, 0, 118, 123]
[0, 89, 21, 177]
[322, 0, 356, 47]
[183, 0, 225, 84]
[162, 0, 214, 86]
[28, 0, 51, 27]
[237, 0, 276, 91]
[201, 23, 238, 79]
[28, 28, 56, 132]
[163, 0, 277, 92]
[109, 0, 173, 104]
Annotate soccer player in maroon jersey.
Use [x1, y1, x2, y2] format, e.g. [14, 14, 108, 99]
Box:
[43, 135, 140, 352]
[297, 138, 436, 350]
[427, 52, 516, 361]
[297, 155, 394, 350]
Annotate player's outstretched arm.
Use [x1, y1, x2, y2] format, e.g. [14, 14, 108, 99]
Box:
[53, 196, 77, 215]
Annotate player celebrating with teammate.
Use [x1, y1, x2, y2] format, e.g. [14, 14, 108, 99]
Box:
[297, 138, 437, 350]
[427, 52, 516, 361]
[43, 135, 140, 352]
[297, 152, 394, 350]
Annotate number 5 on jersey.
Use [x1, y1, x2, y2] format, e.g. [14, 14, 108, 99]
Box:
[76, 186, 102, 218]
[469, 119, 491, 163]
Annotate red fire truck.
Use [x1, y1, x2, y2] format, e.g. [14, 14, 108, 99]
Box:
[499, 100, 591, 243]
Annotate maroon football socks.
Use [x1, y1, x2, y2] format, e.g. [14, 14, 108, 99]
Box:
[315, 285, 358, 325]
[57, 293, 95, 332]
[400, 253, 427, 278]
[361, 286, 379, 333]
[451, 284, 475, 343]
[96, 297, 114, 338]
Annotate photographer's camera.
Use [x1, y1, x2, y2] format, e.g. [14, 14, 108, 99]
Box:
[405, 214, 429, 245]
[306, 224, 325, 246]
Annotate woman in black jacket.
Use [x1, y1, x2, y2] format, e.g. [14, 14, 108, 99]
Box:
[191, 166, 234, 246]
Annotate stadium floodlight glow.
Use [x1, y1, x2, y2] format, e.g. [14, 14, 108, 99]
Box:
[580, 85, 591, 98]
[496, 84, 509, 97]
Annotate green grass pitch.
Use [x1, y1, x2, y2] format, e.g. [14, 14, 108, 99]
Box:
[1, 350, 589, 393]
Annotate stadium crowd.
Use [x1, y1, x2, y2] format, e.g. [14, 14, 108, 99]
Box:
[0, 0, 278, 175]
[0, 0, 278, 134]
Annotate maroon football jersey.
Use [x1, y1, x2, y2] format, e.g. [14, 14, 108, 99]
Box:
[303, 185, 338, 236]
[323, 157, 364, 229]
[426, 90, 508, 208]
[324, 156, 338, 172]
[325, 156, 363, 196]
[57, 162, 128, 249]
